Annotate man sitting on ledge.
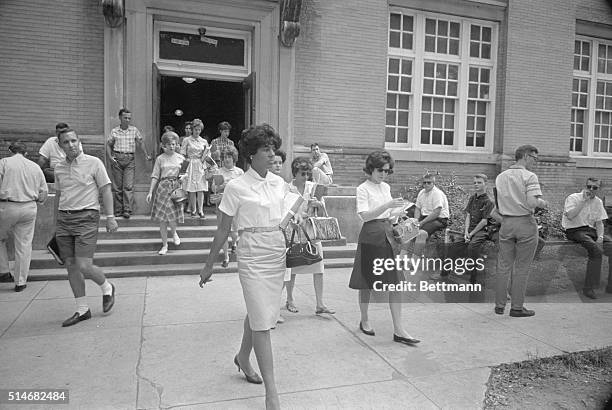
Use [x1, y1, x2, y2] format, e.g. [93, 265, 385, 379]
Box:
[413, 173, 449, 262]
[562, 177, 612, 299]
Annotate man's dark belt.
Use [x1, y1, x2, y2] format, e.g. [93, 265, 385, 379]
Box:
[113, 151, 134, 155]
[59, 209, 98, 214]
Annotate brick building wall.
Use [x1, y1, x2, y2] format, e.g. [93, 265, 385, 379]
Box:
[0, 0, 105, 159]
[294, 0, 387, 149]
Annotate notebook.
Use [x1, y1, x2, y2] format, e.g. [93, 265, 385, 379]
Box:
[46, 235, 64, 265]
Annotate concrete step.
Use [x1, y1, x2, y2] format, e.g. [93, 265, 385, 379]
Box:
[98, 225, 218, 240]
[94, 236, 348, 252]
[29, 244, 358, 269]
[102, 213, 218, 227]
[26, 258, 357, 281]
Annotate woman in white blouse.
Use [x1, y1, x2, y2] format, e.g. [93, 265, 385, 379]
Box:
[348, 151, 420, 345]
[199, 124, 295, 410]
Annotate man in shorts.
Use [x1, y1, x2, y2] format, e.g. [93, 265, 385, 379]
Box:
[55, 128, 118, 327]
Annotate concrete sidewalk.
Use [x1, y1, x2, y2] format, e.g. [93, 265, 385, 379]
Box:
[1, 268, 611, 409]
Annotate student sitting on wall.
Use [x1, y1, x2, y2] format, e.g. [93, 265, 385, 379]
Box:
[412, 173, 450, 260]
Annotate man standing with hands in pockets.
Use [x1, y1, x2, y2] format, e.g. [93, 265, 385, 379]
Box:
[55, 128, 118, 327]
[494, 145, 547, 317]
[562, 178, 610, 299]
[107, 108, 152, 219]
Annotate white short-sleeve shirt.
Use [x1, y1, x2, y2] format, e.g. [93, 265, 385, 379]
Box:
[356, 180, 392, 220]
[416, 185, 450, 218]
[219, 167, 292, 231]
[562, 193, 608, 229]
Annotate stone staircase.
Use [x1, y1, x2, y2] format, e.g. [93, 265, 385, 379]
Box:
[27, 213, 357, 281]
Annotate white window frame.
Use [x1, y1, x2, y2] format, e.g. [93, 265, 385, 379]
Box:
[386, 9, 498, 153]
[154, 21, 251, 81]
[572, 35, 612, 157]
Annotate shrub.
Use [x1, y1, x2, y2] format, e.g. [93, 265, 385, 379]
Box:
[394, 171, 566, 240]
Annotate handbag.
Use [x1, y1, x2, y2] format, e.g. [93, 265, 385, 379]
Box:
[169, 176, 188, 203]
[209, 193, 223, 205]
[303, 203, 342, 241]
[285, 225, 323, 268]
[392, 216, 420, 245]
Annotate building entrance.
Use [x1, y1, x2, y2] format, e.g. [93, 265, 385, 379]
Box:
[159, 76, 246, 146]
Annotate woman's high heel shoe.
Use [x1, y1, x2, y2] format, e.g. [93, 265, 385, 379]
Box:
[233, 355, 263, 384]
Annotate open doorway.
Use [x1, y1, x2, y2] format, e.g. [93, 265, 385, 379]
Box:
[159, 76, 245, 145]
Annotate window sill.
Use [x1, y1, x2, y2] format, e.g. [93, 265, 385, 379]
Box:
[571, 155, 612, 169]
[386, 148, 500, 164]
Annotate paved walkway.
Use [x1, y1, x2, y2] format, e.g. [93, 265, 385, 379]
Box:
[1, 268, 611, 409]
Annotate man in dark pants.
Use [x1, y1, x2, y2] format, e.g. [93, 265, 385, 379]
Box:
[494, 145, 547, 317]
[464, 174, 494, 283]
[562, 178, 610, 299]
[106, 108, 152, 218]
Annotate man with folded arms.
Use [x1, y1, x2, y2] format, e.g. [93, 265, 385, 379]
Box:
[494, 145, 547, 317]
[0, 142, 48, 291]
[55, 128, 118, 327]
[562, 178, 610, 299]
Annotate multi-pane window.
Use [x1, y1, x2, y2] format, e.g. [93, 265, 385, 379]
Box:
[386, 10, 497, 151]
[571, 78, 588, 152]
[421, 62, 457, 145]
[571, 36, 612, 156]
[389, 14, 414, 50]
[386, 58, 412, 143]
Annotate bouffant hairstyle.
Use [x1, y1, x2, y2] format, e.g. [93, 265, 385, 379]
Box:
[291, 156, 313, 177]
[218, 121, 232, 132]
[363, 150, 394, 175]
[274, 149, 287, 164]
[161, 131, 179, 145]
[220, 146, 239, 164]
[192, 118, 204, 129]
[238, 124, 282, 164]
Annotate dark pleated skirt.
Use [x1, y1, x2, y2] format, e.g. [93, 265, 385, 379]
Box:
[349, 219, 402, 290]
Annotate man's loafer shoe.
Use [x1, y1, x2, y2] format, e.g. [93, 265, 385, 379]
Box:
[62, 310, 91, 327]
[102, 283, 115, 313]
[122, 212, 131, 219]
[393, 334, 421, 345]
[509, 307, 535, 317]
[14, 284, 27, 292]
[0, 272, 13, 283]
[494, 306, 504, 315]
[359, 322, 375, 336]
[583, 289, 597, 299]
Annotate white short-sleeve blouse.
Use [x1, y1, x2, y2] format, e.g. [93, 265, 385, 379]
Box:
[219, 167, 291, 231]
[356, 180, 392, 220]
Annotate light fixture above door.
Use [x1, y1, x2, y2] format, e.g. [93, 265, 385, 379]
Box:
[182, 77, 196, 84]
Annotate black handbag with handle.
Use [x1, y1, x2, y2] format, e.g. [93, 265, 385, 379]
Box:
[285, 225, 322, 268]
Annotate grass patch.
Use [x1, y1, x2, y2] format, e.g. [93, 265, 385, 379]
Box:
[484, 347, 612, 409]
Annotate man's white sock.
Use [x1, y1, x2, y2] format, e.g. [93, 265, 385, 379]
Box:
[75, 297, 89, 315]
[100, 280, 113, 296]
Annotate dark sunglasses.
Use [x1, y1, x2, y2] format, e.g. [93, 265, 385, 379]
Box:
[377, 168, 393, 174]
[423, 181, 433, 185]
[586, 185, 599, 190]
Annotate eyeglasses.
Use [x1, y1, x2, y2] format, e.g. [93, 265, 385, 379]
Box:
[377, 168, 393, 174]
[423, 181, 433, 185]
[527, 154, 538, 161]
[300, 171, 312, 177]
[586, 185, 599, 190]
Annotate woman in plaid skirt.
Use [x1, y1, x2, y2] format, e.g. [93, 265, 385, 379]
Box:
[146, 131, 186, 255]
